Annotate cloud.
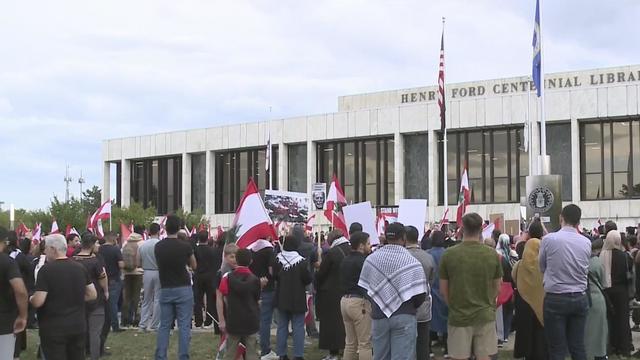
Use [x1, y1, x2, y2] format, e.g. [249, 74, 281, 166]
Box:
[0, 0, 638, 209]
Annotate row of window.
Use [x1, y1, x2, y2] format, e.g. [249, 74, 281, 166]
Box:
[125, 118, 640, 214]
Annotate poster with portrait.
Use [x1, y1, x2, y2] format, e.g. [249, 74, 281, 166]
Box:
[311, 183, 327, 210]
[264, 190, 310, 224]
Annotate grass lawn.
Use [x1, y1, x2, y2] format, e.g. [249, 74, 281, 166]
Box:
[18, 329, 515, 359]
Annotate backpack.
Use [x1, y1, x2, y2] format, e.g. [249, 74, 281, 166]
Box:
[122, 243, 137, 272]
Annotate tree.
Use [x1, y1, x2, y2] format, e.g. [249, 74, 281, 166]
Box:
[82, 186, 102, 215]
[111, 203, 157, 232]
[174, 208, 207, 229]
[50, 196, 86, 231]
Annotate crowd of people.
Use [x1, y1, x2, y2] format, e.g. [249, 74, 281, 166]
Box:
[1, 204, 639, 360]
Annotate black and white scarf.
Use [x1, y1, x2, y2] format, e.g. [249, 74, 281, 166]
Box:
[358, 244, 428, 318]
[277, 250, 304, 271]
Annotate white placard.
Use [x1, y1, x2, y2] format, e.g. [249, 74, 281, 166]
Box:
[397, 199, 428, 241]
[343, 201, 379, 245]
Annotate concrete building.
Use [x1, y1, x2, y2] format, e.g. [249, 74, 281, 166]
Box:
[102, 64, 640, 231]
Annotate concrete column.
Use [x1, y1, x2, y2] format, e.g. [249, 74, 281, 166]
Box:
[394, 131, 404, 204]
[182, 153, 192, 212]
[278, 137, 287, 191]
[306, 140, 316, 194]
[102, 162, 111, 204]
[571, 117, 580, 201]
[121, 159, 131, 207]
[427, 130, 438, 220]
[205, 150, 215, 215]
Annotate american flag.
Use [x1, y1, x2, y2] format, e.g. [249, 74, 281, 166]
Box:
[437, 27, 446, 130]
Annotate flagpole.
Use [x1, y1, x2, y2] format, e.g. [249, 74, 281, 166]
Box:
[268, 113, 273, 191]
[538, 0, 548, 174]
[441, 17, 448, 215]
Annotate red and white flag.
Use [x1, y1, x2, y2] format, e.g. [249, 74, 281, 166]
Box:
[323, 175, 349, 237]
[232, 178, 277, 249]
[96, 220, 105, 239]
[438, 26, 446, 130]
[17, 222, 30, 238]
[65, 224, 80, 237]
[455, 167, 471, 226]
[50, 219, 60, 234]
[482, 222, 495, 240]
[438, 208, 450, 230]
[216, 225, 224, 242]
[32, 223, 42, 242]
[304, 294, 314, 325]
[305, 214, 316, 232]
[89, 200, 112, 230]
[120, 222, 132, 241]
[592, 218, 602, 236]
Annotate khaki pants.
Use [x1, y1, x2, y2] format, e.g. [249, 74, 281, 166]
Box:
[341, 296, 372, 360]
[447, 321, 497, 359]
[223, 333, 258, 360]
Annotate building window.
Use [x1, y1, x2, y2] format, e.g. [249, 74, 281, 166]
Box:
[191, 153, 206, 212]
[580, 118, 640, 200]
[316, 137, 394, 206]
[130, 156, 182, 215]
[288, 144, 307, 193]
[404, 134, 428, 200]
[439, 127, 528, 205]
[546, 123, 572, 201]
[214, 146, 278, 213]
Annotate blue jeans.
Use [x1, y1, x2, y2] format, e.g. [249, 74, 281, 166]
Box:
[259, 291, 275, 356]
[372, 314, 418, 360]
[543, 292, 588, 360]
[155, 286, 194, 360]
[108, 279, 122, 331]
[276, 309, 305, 358]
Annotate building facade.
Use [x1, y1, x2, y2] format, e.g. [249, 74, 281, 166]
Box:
[102, 64, 640, 230]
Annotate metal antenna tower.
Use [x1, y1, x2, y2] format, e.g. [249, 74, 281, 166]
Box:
[78, 170, 85, 197]
[64, 165, 73, 202]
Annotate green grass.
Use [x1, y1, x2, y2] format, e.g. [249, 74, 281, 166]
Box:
[18, 329, 515, 359]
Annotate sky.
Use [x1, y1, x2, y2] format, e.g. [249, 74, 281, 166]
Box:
[0, 0, 638, 210]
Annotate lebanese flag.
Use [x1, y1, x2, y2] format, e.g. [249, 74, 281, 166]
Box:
[96, 220, 105, 239]
[455, 168, 471, 226]
[65, 224, 80, 237]
[592, 218, 602, 236]
[482, 222, 495, 240]
[17, 222, 30, 238]
[217, 333, 245, 360]
[50, 219, 60, 234]
[32, 223, 42, 242]
[323, 175, 349, 237]
[120, 222, 132, 241]
[305, 214, 316, 232]
[89, 200, 112, 230]
[438, 208, 450, 230]
[232, 178, 277, 249]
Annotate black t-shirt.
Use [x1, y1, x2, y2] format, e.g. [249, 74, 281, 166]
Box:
[155, 237, 194, 288]
[0, 253, 22, 335]
[35, 259, 91, 336]
[194, 244, 222, 276]
[250, 247, 275, 291]
[98, 244, 123, 280]
[73, 254, 107, 310]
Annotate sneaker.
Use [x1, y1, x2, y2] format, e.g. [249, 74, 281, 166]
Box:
[429, 353, 435, 359]
[444, 355, 450, 359]
[261, 351, 279, 360]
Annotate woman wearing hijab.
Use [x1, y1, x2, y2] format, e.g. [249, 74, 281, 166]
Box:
[599, 229, 633, 356]
[315, 230, 351, 360]
[586, 238, 608, 360]
[512, 221, 547, 359]
[426, 230, 448, 357]
[496, 233, 517, 345]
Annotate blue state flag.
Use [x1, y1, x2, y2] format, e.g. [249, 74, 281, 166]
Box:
[532, 0, 541, 97]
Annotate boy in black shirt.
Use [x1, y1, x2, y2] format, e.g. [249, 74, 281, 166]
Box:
[218, 249, 260, 360]
[193, 231, 222, 330]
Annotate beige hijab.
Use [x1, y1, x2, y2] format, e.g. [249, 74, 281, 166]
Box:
[515, 238, 545, 325]
[599, 230, 623, 288]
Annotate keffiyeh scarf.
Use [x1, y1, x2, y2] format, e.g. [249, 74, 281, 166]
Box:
[277, 250, 304, 271]
[358, 244, 428, 318]
[331, 237, 350, 248]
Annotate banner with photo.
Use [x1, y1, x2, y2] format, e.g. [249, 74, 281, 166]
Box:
[311, 183, 327, 210]
[264, 190, 310, 224]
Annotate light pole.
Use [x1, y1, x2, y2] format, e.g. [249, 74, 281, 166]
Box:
[78, 170, 85, 197]
[64, 165, 73, 202]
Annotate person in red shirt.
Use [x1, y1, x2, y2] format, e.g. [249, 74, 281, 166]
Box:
[66, 234, 80, 257]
